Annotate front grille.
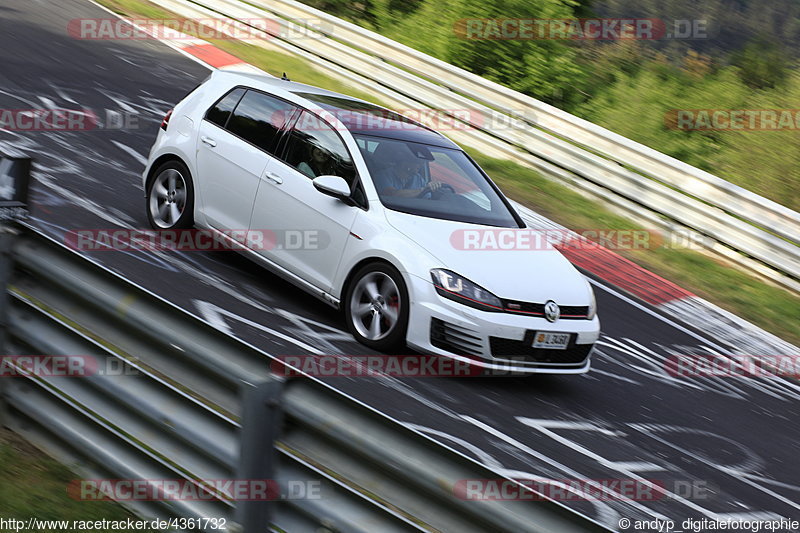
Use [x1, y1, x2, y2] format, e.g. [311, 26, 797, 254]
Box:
[489, 333, 592, 364]
[430, 318, 483, 357]
[500, 300, 589, 319]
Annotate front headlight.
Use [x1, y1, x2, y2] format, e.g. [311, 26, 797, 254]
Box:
[586, 286, 597, 320]
[430, 269, 503, 312]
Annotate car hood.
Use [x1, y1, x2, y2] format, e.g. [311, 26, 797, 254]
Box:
[385, 210, 591, 305]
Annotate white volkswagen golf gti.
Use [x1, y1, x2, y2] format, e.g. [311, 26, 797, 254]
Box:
[143, 70, 600, 374]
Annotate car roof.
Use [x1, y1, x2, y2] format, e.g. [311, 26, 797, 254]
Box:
[215, 71, 460, 149]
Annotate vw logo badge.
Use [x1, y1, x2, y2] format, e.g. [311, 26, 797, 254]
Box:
[544, 301, 560, 323]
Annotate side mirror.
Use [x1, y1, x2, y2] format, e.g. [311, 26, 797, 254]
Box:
[313, 175, 351, 202]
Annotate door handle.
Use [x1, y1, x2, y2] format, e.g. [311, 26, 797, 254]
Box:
[201, 136, 217, 147]
[265, 171, 283, 184]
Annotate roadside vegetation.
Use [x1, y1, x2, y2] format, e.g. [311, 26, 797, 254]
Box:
[306, 0, 800, 210]
[98, 0, 800, 346]
[0, 429, 154, 528]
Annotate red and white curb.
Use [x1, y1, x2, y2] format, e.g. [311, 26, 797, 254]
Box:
[515, 204, 799, 357]
[87, 1, 268, 75]
[90, 2, 797, 357]
[145, 28, 267, 74]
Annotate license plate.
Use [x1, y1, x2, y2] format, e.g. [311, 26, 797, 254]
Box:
[533, 332, 570, 350]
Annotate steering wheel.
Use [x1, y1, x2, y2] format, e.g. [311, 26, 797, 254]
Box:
[417, 183, 456, 199]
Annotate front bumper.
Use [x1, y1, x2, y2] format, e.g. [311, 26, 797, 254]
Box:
[404, 273, 600, 375]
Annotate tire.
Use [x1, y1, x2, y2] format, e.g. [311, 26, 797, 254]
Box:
[344, 262, 410, 351]
[146, 160, 194, 229]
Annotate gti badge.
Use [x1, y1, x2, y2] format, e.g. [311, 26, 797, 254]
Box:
[544, 301, 560, 322]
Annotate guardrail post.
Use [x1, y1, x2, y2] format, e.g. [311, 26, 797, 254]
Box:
[0, 227, 14, 354]
[234, 379, 284, 533]
[0, 225, 14, 427]
[0, 152, 32, 427]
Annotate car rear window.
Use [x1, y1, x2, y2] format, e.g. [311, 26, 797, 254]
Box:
[205, 87, 245, 128]
[226, 90, 296, 154]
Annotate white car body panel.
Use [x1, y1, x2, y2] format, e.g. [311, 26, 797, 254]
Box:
[384, 209, 592, 305]
[196, 119, 271, 230]
[250, 156, 359, 292]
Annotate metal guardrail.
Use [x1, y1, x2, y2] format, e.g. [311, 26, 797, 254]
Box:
[152, 0, 800, 292]
[0, 222, 609, 533]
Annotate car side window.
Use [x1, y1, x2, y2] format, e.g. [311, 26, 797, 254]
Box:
[284, 112, 355, 180]
[205, 87, 245, 128]
[284, 111, 366, 207]
[226, 90, 296, 154]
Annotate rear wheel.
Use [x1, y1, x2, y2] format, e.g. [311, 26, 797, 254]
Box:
[146, 160, 194, 229]
[344, 263, 409, 351]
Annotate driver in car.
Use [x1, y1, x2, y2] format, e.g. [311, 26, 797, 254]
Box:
[376, 147, 445, 198]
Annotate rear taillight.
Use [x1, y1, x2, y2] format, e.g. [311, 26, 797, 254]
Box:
[161, 109, 173, 131]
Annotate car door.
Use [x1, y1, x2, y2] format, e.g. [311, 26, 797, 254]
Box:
[249, 110, 364, 292]
[195, 87, 297, 232]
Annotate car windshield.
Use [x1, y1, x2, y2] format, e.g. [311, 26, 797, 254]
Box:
[355, 135, 520, 227]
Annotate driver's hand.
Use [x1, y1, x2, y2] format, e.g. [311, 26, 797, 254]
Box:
[428, 180, 444, 191]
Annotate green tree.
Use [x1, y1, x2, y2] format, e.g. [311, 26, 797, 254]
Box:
[444, 0, 587, 106]
[732, 39, 789, 90]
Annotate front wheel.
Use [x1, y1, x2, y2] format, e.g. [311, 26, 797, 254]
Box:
[146, 160, 194, 229]
[344, 263, 409, 351]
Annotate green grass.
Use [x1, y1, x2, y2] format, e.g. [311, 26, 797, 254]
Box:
[207, 40, 382, 104]
[0, 430, 156, 528]
[95, 0, 172, 19]
[97, 0, 800, 346]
